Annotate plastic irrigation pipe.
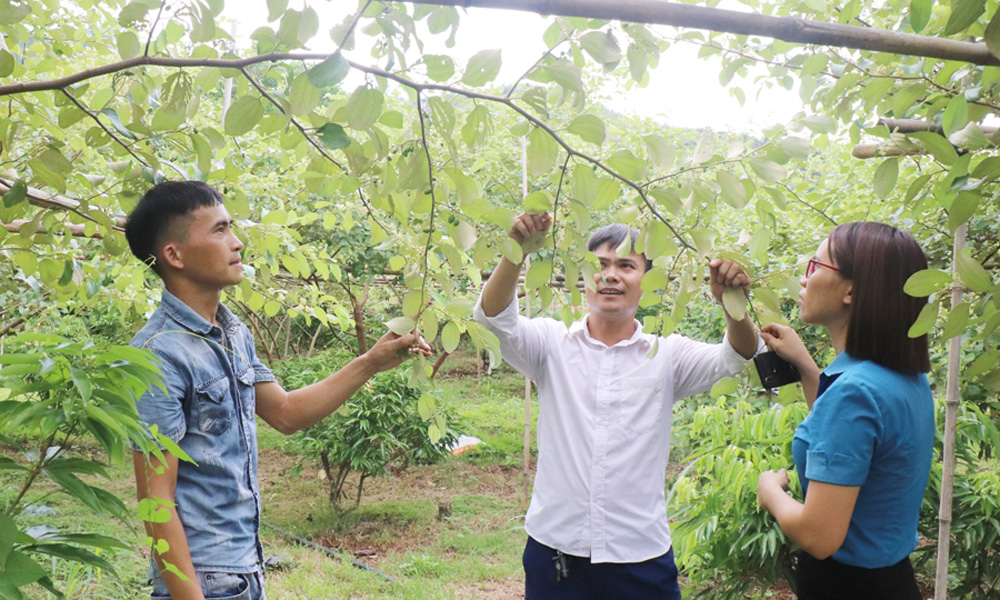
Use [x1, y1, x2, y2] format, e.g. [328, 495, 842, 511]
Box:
[261, 521, 396, 583]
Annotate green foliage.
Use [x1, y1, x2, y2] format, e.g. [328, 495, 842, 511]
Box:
[0, 335, 162, 599]
[918, 401, 1000, 598]
[286, 362, 460, 514]
[669, 397, 808, 599]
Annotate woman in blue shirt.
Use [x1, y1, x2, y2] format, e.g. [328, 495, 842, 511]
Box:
[756, 222, 933, 600]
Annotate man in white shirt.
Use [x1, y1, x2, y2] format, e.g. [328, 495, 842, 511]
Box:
[473, 212, 759, 599]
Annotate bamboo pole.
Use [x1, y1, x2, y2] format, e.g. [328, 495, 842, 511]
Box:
[405, 0, 1000, 66]
[935, 223, 966, 600]
[521, 134, 533, 512]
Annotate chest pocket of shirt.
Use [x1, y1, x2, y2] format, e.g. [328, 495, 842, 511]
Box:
[616, 377, 664, 435]
[195, 377, 232, 435]
[235, 365, 256, 419]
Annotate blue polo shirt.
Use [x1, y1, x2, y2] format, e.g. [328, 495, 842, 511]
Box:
[791, 352, 934, 568]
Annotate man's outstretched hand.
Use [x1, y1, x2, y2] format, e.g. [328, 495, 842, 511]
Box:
[510, 212, 552, 256]
[364, 329, 433, 373]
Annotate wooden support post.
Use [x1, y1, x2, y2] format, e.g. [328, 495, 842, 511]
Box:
[935, 223, 966, 600]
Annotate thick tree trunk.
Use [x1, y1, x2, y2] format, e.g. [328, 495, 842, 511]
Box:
[405, 0, 1000, 66]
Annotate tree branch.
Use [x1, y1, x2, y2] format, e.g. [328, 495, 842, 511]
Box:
[403, 0, 1000, 66]
[339, 0, 373, 52]
[0, 178, 125, 231]
[416, 90, 438, 320]
[239, 67, 347, 172]
[145, 2, 168, 57]
[61, 89, 150, 168]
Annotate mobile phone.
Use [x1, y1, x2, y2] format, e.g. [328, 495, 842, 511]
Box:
[754, 351, 801, 389]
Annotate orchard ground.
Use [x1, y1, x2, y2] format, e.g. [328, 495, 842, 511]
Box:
[7, 344, 944, 599]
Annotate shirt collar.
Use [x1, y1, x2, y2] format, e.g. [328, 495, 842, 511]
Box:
[823, 351, 862, 377]
[160, 290, 238, 336]
[569, 313, 651, 349]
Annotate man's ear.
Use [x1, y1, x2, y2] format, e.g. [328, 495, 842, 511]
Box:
[161, 241, 184, 271]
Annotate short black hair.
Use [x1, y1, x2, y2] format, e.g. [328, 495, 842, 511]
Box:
[586, 223, 653, 272]
[125, 181, 223, 276]
[828, 222, 931, 374]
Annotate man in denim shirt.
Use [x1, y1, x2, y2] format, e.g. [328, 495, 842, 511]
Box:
[126, 181, 429, 600]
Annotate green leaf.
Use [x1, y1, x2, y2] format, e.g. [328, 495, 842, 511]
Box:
[266, 0, 287, 22]
[986, 8, 1000, 59]
[606, 150, 647, 180]
[441, 321, 461, 353]
[69, 367, 92, 401]
[317, 123, 350, 150]
[501, 238, 523, 265]
[904, 269, 952, 297]
[307, 52, 349, 88]
[579, 30, 621, 64]
[721, 287, 748, 321]
[779, 137, 811, 160]
[945, 0, 986, 35]
[345, 87, 383, 130]
[567, 114, 606, 145]
[288, 73, 320, 115]
[942, 95, 969, 137]
[2, 551, 47, 586]
[223, 96, 264, 136]
[547, 59, 583, 92]
[907, 302, 940, 338]
[523, 190, 553, 214]
[941, 302, 970, 340]
[0, 50, 14, 78]
[644, 135, 676, 171]
[525, 260, 553, 290]
[3, 179, 27, 208]
[527, 127, 559, 176]
[801, 115, 837, 134]
[910, 0, 931, 32]
[417, 394, 436, 421]
[461, 49, 501, 87]
[710, 377, 739, 398]
[424, 55, 455, 82]
[717, 171, 747, 209]
[26, 542, 117, 575]
[908, 131, 958, 165]
[0, 514, 17, 565]
[0, 0, 31, 25]
[749, 228, 771, 263]
[956, 248, 993, 292]
[873, 157, 898, 199]
[948, 191, 981, 233]
[749, 157, 786, 184]
[386, 317, 415, 336]
[117, 31, 141, 60]
[949, 122, 990, 149]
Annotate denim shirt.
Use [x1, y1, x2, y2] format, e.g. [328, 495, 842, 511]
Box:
[131, 290, 276, 576]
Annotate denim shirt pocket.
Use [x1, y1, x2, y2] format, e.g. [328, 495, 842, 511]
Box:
[196, 376, 233, 435]
[235, 365, 256, 419]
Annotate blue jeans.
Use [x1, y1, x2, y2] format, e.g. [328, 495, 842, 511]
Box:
[523, 536, 682, 600]
[150, 571, 265, 600]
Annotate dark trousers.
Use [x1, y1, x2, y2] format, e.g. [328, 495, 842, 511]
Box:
[794, 551, 921, 600]
[523, 536, 682, 600]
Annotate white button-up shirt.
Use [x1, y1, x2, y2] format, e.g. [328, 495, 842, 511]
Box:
[473, 296, 753, 563]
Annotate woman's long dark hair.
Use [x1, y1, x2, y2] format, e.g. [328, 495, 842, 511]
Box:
[828, 222, 931, 374]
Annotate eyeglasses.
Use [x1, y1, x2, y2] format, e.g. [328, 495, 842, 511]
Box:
[806, 257, 840, 278]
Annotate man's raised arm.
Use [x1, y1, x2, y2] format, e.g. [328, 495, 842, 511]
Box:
[481, 212, 551, 317]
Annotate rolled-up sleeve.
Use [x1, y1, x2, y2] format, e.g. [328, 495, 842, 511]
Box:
[668, 333, 758, 400]
[804, 380, 882, 486]
[133, 350, 189, 446]
[473, 293, 555, 382]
